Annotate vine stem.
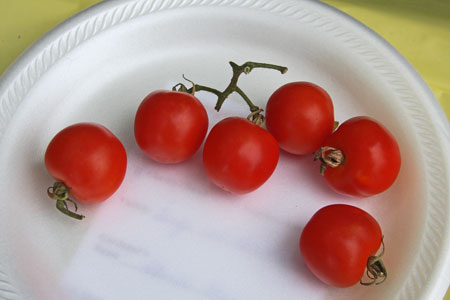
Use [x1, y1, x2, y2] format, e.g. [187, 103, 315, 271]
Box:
[47, 182, 85, 220]
[360, 237, 387, 286]
[180, 61, 288, 113]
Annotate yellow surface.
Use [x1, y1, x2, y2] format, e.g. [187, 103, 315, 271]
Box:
[322, 0, 450, 122]
[0, 0, 449, 299]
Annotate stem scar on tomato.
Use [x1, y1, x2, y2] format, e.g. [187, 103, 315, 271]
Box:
[313, 146, 345, 175]
[47, 182, 85, 220]
[360, 237, 387, 286]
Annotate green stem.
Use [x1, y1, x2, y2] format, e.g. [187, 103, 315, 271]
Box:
[48, 182, 85, 220]
[239, 61, 288, 75]
[360, 237, 387, 286]
[56, 200, 85, 220]
[187, 84, 222, 97]
[235, 86, 259, 112]
[178, 61, 288, 113]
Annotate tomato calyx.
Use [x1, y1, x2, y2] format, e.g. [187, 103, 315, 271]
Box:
[173, 61, 288, 114]
[360, 237, 387, 286]
[313, 146, 346, 175]
[172, 74, 197, 95]
[247, 108, 265, 127]
[47, 182, 85, 220]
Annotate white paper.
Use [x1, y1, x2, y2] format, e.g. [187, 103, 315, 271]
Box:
[59, 147, 327, 300]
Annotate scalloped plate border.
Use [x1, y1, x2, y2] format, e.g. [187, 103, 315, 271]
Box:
[1, 1, 449, 299]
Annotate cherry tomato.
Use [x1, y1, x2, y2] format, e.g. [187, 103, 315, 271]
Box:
[316, 116, 401, 197]
[203, 117, 279, 194]
[134, 90, 208, 163]
[45, 123, 127, 204]
[300, 204, 386, 287]
[265, 82, 335, 155]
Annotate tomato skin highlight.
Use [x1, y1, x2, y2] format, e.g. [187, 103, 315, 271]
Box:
[265, 82, 335, 155]
[320, 116, 401, 197]
[44, 123, 127, 204]
[300, 204, 383, 287]
[202, 117, 279, 194]
[134, 90, 208, 163]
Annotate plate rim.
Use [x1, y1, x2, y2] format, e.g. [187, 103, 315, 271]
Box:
[0, 0, 449, 299]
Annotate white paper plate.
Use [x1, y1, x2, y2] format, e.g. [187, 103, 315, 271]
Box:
[1, 1, 449, 299]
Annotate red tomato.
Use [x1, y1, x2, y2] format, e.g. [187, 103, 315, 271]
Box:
[265, 82, 335, 155]
[203, 117, 279, 194]
[316, 116, 401, 197]
[300, 204, 385, 287]
[134, 90, 208, 163]
[45, 123, 127, 204]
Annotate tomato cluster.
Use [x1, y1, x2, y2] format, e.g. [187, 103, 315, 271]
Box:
[266, 81, 399, 287]
[44, 61, 400, 288]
